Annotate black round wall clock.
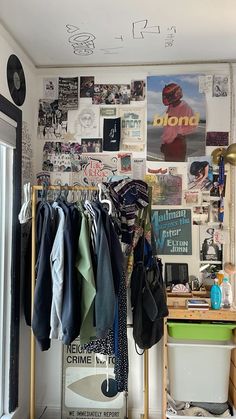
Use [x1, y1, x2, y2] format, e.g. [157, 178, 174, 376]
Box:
[7, 54, 26, 106]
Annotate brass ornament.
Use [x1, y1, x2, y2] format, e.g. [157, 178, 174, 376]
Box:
[225, 143, 236, 166]
[211, 148, 226, 165]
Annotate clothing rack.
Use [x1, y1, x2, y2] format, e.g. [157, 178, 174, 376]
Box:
[144, 349, 149, 419]
[29, 184, 150, 419]
[30, 185, 97, 419]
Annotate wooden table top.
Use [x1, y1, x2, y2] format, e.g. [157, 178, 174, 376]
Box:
[168, 307, 236, 321]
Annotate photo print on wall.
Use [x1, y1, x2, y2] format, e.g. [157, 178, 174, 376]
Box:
[80, 76, 94, 98]
[192, 205, 209, 225]
[131, 80, 146, 101]
[118, 107, 145, 144]
[58, 77, 78, 110]
[187, 156, 213, 191]
[43, 78, 59, 100]
[42, 141, 82, 172]
[145, 173, 182, 205]
[81, 138, 103, 153]
[37, 99, 68, 140]
[93, 84, 131, 105]
[103, 117, 121, 151]
[212, 75, 229, 97]
[118, 153, 132, 174]
[200, 225, 223, 262]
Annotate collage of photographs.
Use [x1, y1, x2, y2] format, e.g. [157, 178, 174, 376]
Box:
[37, 72, 230, 271]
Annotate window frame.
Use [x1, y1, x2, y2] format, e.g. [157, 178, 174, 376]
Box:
[0, 94, 22, 414]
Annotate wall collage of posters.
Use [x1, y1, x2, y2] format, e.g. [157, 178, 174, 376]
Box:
[37, 72, 229, 280]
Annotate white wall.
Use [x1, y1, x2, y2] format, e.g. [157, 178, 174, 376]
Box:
[35, 63, 231, 280]
[0, 23, 37, 419]
[34, 63, 232, 419]
[0, 19, 235, 419]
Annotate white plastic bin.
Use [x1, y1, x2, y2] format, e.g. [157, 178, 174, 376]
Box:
[167, 339, 235, 403]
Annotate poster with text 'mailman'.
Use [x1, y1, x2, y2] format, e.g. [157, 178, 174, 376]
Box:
[151, 208, 192, 255]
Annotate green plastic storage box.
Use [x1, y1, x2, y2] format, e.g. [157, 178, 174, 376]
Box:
[167, 321, 236, 341]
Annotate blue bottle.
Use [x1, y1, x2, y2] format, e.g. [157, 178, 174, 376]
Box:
[210, 278, 222, 309]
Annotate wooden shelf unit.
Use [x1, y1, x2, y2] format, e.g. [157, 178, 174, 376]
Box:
[162, 308, 236, 419]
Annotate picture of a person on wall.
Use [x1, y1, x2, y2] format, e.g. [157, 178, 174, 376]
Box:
[189, 160, 213, 190]
[160, 83, 198, 161]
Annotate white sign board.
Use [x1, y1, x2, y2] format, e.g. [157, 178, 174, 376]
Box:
[62, 339, 127, 419]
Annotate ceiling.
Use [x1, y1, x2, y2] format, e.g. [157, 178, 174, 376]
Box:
[0, 0, 236, 68]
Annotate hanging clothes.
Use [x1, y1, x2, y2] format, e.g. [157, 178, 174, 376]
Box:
[58, 201, 82, 345]
[21, 221, 32, 326]
[82, 203, 128, 392]
[90, 202, 116, 338]
[76, 207, 96, 346]
[130, 233, 168, 350]
[104, 179, 149, 244]
[49, 202, 65, 340]
[115, 273, 129, 392]
[32, 201, 57, 351]
[31, 189, 129, 392]
[96, 202, 123, 353]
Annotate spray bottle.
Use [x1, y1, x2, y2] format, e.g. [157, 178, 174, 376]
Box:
[210, 277, 222, 310]
[220, 277, 233, 308]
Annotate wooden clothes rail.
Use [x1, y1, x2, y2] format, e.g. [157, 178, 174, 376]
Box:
[29, 185, 150, 419]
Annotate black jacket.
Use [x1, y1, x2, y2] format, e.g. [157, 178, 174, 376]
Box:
[59, 202, 82, 345]
[32, 202, 57, 350]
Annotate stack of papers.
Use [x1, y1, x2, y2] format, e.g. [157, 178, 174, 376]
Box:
[186, 299, 210, 310]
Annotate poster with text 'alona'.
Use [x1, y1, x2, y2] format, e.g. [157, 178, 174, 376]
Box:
[151, 208, 192, 255]
[62, 339, 126, 419]
[147, 74, 206, 162]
